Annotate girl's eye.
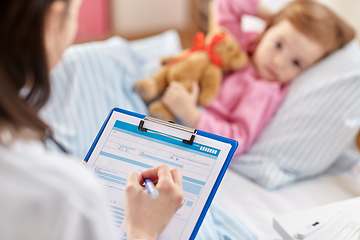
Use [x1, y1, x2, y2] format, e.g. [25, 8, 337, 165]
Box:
[293, 59, 301, 67]
[275, 41, 282, 49]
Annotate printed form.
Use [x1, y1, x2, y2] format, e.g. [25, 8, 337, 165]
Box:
[86, 111, 232, 240]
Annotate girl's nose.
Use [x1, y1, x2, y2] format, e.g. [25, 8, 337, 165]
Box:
[272, 55, 285, 68]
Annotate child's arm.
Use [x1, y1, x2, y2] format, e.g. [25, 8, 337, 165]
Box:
[213, 0, 259, 41]
[257, 4, 273, 23]
[162, 80, 287, 156]
[196, 91, 283, 156]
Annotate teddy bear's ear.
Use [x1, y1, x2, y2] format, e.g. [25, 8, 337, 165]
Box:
[205, 27, 229, 44]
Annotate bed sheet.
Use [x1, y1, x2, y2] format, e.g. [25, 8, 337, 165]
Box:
[214, 163, 360, 240]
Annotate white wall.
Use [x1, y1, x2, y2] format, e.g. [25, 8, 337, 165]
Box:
[112, 0, 359, 41]
[111, 0, 191, 37]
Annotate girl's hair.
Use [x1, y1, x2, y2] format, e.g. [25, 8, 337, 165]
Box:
[266, 0, 355, 58]
[0, 0, 68, 143]
[357, 131, 360, 153]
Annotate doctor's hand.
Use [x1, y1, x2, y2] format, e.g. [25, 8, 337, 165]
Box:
[125, 164, 183, 240]
[162, 81, 201, 128]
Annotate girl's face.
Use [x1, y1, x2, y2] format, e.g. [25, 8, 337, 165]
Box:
[44, 0, 83, 70]
[253, 20, 325, 83]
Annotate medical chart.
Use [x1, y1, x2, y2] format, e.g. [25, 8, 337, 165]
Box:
[86, 111, 234, 240]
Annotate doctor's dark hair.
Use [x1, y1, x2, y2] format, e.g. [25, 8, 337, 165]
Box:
[0, 0, 69, 143]
[266, 0, 355, 58]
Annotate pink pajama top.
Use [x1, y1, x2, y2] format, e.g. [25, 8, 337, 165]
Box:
[195, 0, 288, 156]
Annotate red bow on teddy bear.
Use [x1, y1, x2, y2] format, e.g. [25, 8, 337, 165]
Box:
[170, 31, 228, 67]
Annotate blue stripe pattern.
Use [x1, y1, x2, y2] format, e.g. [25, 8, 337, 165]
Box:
[94, 169, 127, 182]
[183, 176, 206, 186]
[40, 30, 181, 159]
[113, 120, 220, 159]
[230, 40, 360, 190]
[140, 152, 184, 168]
[111, 210, 124, 216]
[183, 181, 202, 195]
[100, 151, 153, 169]
[96, 175, 126, 186]
[39, 31, 257, 239]
[112, 215, 124, 221]
[113, 220, 122, 225]
[109, 206, 124, 212]
[196, 201, 258, 240]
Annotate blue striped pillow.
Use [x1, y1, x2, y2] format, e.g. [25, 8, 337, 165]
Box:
[230, 40, 360, 190]
[40, 30, 182, 159]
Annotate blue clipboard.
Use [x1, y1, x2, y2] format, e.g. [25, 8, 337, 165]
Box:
[84, 107, 238, 240]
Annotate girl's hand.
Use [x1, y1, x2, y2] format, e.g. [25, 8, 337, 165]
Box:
[125, 164, 183, 240]
[161, 81, 201, 127]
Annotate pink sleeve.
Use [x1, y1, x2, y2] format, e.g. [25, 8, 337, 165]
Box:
[196, 86, 287, 157]
[213, 0, 259, 47]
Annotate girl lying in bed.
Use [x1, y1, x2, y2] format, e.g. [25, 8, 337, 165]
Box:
[161, 0, 355, 156]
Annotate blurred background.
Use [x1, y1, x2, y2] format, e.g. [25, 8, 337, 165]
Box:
[75, 0, 360, 48]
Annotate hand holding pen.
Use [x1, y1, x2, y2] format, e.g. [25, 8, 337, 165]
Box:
[125, 164, 183, 240]
[144, 178, 159, 199]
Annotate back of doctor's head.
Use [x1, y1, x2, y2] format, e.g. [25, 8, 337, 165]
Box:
[266, 0, 355, 58]
[0, 0, 70, 144]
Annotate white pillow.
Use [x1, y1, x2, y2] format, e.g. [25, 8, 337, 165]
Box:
[230, 40, 360, 190]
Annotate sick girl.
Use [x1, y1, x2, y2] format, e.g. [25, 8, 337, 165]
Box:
[162, 0, 355, 156]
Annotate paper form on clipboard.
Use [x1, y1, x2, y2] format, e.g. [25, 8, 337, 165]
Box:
[84, 108, 238, 240]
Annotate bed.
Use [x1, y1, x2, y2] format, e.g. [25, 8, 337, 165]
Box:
[40, 0, 360, 239]
[214, 165, 360, 239]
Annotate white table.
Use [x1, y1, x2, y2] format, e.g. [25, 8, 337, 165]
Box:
[273, 197, 360, 240]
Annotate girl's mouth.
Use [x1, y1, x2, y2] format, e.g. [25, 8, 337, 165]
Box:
[266, 66, 278, 79]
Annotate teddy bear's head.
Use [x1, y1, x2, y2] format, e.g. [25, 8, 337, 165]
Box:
[205, 29, 248, 72]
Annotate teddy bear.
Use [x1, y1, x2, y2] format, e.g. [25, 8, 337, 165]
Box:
[134, 29, 248, 121]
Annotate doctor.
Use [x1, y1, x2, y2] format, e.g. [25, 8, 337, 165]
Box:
[0, 0, 183, 240]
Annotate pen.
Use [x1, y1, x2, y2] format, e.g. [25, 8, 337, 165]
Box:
[144, 178, 159, 199]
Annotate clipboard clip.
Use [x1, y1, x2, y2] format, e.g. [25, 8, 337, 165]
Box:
[138, 116, 197, 145]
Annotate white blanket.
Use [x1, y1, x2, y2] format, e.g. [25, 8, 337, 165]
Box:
[214, 163, 360, 239]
